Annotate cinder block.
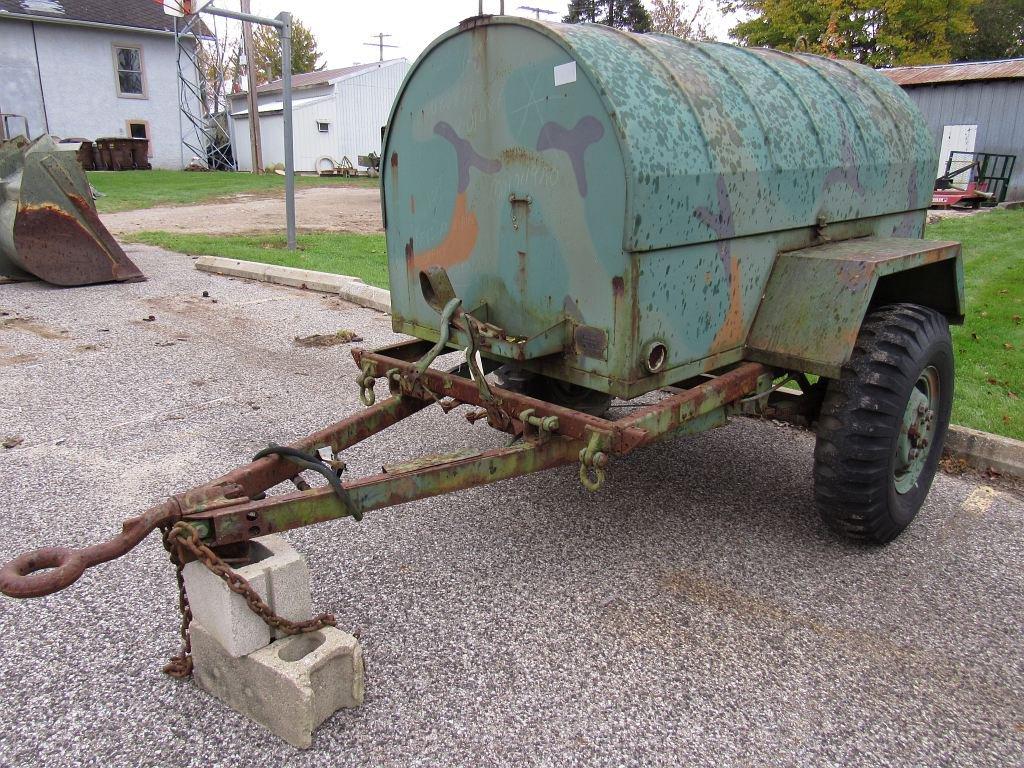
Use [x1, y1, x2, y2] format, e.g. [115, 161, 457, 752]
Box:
[183, 535, 312, 657]
[191, 620, 364, 748]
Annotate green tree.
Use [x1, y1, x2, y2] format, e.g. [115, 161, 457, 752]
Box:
[650, 0, 712, 39]
[952, 0, 1024, 60]
[251, 16, 325, 85]
[720, 0, 978, 67]
[563, 0, 653, 32]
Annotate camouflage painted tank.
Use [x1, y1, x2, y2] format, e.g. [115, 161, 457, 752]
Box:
[381, 16, 953, 399]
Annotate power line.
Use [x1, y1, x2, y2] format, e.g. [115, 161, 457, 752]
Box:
[518, 5, 555, 19]
[363, 33, 398, 62]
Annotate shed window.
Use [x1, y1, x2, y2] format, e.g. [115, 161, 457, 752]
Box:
[114, 46, 145, 97]
[316, 121, 330, 133]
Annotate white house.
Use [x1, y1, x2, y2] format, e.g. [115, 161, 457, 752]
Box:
[228, 59, 409, 173]
[0, 0, 202, 169]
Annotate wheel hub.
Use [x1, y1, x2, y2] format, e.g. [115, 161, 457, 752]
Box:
[894, 366, 940, 494]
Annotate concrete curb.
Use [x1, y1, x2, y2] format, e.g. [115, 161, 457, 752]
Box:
[944, 425, 1024, 480]
[194, 256, 390, 313]
[193, 256, 1023, 479]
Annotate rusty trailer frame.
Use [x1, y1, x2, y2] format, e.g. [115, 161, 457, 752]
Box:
[0, 338, 770, 600]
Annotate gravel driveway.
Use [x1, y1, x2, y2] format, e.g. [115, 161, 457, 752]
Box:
[0, 246, 1021, 767]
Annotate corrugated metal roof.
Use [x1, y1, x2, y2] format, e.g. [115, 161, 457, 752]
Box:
[241, 59, 406, 97]
[230, 94, 334, 117]
[879, 58, 1024, 86]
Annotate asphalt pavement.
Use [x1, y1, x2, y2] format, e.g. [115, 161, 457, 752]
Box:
[0, 246, 1021, 767]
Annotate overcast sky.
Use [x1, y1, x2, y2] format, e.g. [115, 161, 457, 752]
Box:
[235, 1, 735, 71]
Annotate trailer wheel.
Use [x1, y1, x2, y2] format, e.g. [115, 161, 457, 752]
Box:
[495, 367, 612, 417]
[813, 304, 953, 544]
[527, 377, 612, 417]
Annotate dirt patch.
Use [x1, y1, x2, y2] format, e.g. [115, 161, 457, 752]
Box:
[293, 330, 363, 348]
[0, 353, 41, 367]
[101, 186, 383, 236]
[0, 317, 69, 340]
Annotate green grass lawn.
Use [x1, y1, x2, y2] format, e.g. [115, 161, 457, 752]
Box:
[127, 231, 390, 289]
[125, 208, 1022, 439]
[89, 169, 378, 213]
[927, 209, 1023, 440]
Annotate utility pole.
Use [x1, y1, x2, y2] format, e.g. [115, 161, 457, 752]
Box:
[518, 5, 555, 19]
[363, 33, 398, 62]
[240, 0, 263, 173]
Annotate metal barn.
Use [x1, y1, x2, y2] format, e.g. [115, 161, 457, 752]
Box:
[228, 59, 409, 173]
[880, 59, 1024, 201]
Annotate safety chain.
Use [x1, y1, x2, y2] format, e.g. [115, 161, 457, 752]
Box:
[161, 521, 336, 678]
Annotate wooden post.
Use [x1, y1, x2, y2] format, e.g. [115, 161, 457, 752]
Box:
[240, 0, 263, 173]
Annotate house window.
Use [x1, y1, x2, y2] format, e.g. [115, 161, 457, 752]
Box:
[114, 46, 146, 97]
[316, 121, 330, 133]
[126, 120, 152, 156]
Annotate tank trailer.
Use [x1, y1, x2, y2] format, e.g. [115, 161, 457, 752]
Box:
[1, 18, 962, 682]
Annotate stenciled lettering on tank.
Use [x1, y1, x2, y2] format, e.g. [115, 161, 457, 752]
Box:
[535, 116, 605, 196]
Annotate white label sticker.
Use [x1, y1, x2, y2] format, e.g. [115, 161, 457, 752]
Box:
[553, 61, 577, 87]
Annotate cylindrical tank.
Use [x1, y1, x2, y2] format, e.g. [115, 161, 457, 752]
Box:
[382, 16, 935, 398]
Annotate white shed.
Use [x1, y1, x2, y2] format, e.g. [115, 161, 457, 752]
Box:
[228, 58, 409, 173]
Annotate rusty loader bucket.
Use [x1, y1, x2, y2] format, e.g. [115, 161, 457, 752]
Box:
[0, 135, 143, 286]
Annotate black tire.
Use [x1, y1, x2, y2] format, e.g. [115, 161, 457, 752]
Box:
[527, 377, 612, 417]
[494, 366, 612, 417]
[813, 304, 954, 544]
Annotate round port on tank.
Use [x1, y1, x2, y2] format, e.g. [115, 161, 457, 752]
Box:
[644, 341, 668, 373]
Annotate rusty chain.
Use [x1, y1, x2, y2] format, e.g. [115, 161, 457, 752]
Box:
[161, 521, 336, 678]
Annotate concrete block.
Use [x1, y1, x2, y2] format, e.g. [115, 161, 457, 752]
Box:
[191, 620, 364, 748]
[183, 535, 312, 657]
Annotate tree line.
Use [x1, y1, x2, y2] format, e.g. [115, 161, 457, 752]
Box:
[196, 0, 1020, 115]
[567, 0, 1022, 66]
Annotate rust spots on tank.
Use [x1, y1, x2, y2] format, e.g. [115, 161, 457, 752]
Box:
[390, 151, 399, 169]
[404, 238, 415, 264]
[412, 192, 478, 272]
[500, 146, 556, 174]
[517, 250, 527, 298]
[836, 260, 870, 291]
[536, 116, 604, 196]
[612, 276, 625, 296]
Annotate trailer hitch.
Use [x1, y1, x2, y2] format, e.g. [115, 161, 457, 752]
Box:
[0, 483, 254, 599]
[0, 500, 182, 599]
